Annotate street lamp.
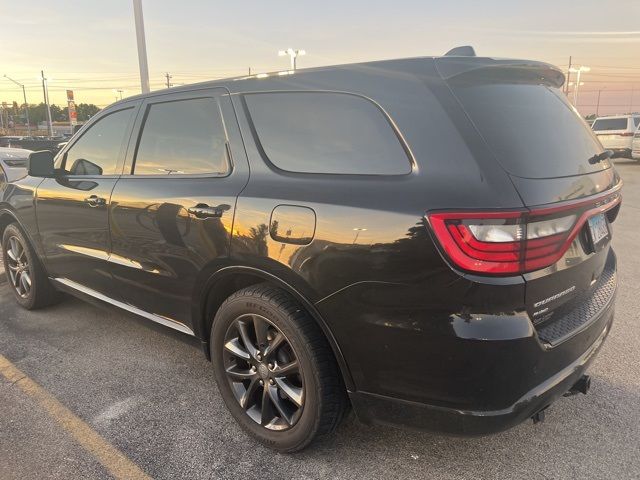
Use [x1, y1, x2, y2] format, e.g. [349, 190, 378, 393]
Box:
[569, 66, 590, 107]
[352, 227, 367, 244]
[112, 89, 125, 101]
[278, 48, 306, 71]
[3, 74, 31, 136]
[37, 71, 54, 137]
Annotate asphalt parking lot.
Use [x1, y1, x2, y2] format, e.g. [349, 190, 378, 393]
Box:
[1, 161, 639, 480]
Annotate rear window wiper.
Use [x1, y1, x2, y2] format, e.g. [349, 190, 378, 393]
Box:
[588, 150, 613, 164]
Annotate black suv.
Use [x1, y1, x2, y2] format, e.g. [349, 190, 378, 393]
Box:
[0, 50, 621, 452]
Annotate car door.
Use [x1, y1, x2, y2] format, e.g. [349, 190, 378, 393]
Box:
[108, 88, 249, 330]
[36, 103, 139, 297]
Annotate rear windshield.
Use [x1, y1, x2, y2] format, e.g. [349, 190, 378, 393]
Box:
[448, 79, 605, 179]
[592, 118, 628, 131]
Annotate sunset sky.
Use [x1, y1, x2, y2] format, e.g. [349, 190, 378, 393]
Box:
[1, 0, 639, 116]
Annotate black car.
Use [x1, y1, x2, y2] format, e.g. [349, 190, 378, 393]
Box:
[0, 49, 621, 452]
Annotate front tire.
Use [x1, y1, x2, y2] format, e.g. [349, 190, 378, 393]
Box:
[2, 223, 58, 310]
[211, 283, 348, 452]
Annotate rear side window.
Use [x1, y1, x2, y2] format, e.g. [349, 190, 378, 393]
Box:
[592, 118, 628, 131]
[244, 92, 411, 175]
[634, 118, 640, 128]
[133, 97, 229, 175]
[64, 108, 134, 176]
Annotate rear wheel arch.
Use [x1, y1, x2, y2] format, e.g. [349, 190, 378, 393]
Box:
[196, 265, 355, 391]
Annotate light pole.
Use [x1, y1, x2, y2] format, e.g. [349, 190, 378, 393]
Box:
[569, 66, 590, 108]
[3, 75, 32, 136]
[113, 89, 125, 101]
[133, 0, 150, 93]
[352, 227, 367, 244]
[596, 88, 605, 117]
[40, 70, 53, 137]
[278, 48, 306, 71]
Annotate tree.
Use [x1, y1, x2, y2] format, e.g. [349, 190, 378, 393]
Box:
[25, 102, 101, 126]
[76, 103, 101, 121]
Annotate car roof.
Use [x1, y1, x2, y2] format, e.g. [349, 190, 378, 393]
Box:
[594, 115, 639, 120]
[108, 55, 562, 106]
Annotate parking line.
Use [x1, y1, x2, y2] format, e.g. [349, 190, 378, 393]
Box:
[0, 354, 151, 480]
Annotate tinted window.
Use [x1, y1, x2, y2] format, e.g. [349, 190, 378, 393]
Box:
[134, 97, 228, 175]
[245, 92, 411, 175]
[634, 118, 640, 128]
[64, 108, 133, 176]
[449, 83, 604, 178]
[592, 118, 628, 131]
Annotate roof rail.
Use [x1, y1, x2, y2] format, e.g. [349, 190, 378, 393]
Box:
[444, 46, 476, 57]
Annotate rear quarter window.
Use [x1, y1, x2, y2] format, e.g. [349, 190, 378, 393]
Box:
[592, 118, 629, 131]
[244, 92, 412, 175]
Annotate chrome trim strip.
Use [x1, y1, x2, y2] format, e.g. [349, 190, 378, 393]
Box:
[51, 277, 195, 336]
[57, 245, 163, 275]
[57, 244, 109, 261]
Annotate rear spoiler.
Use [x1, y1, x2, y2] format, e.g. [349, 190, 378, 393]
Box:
[435, 57, 565, 89]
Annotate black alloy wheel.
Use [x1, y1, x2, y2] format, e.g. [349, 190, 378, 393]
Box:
[5, 234, 32, 298]
[211, 283, 348, 452]
[2, 223, 59, 310]
[223, 313, 304, 430]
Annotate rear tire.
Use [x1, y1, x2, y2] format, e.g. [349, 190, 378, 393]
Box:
[2, 223, 59, 310]
[210, 283, 348, 452]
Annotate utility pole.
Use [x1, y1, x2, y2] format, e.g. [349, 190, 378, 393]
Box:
[248, 67, 252, 76]
[565, 56, 572, 95]
[596, 89, 602, 117]
[629, 86, 635, 113]
[278, 48, 306, 71]
[133, 0, 150, 93]
[164, 72, 172, 88]
[3, 74, 31, 136]
[41, 70, 53, 137]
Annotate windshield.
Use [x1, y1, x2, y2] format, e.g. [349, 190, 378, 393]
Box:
[592, 118, 629, 131]
[447, 78, 607, 179]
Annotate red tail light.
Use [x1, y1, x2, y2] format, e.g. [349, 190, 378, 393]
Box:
[427, 191, 621, 275]
[619, 132, 634, 137]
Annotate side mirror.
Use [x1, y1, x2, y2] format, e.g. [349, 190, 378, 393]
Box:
[28, 150, 56, 178]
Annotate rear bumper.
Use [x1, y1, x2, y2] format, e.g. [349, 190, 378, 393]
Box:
[343, 248, 617, 436]
[350, 304, 613, 435]
[350, 302, 614, 435]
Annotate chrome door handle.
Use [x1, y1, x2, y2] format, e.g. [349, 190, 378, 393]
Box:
[188, 203, 230, 219]
[84, 195, 106, 207]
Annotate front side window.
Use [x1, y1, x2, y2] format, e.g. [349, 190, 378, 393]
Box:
[244, 92, 412, 175]
[133, 97, 229, 175]
[63, 108, 134, 176]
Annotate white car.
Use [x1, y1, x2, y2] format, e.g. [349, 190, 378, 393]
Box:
[0, 147, 31, 183]
[632, 128, 640, 160]
[591, 115, 640, 158]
